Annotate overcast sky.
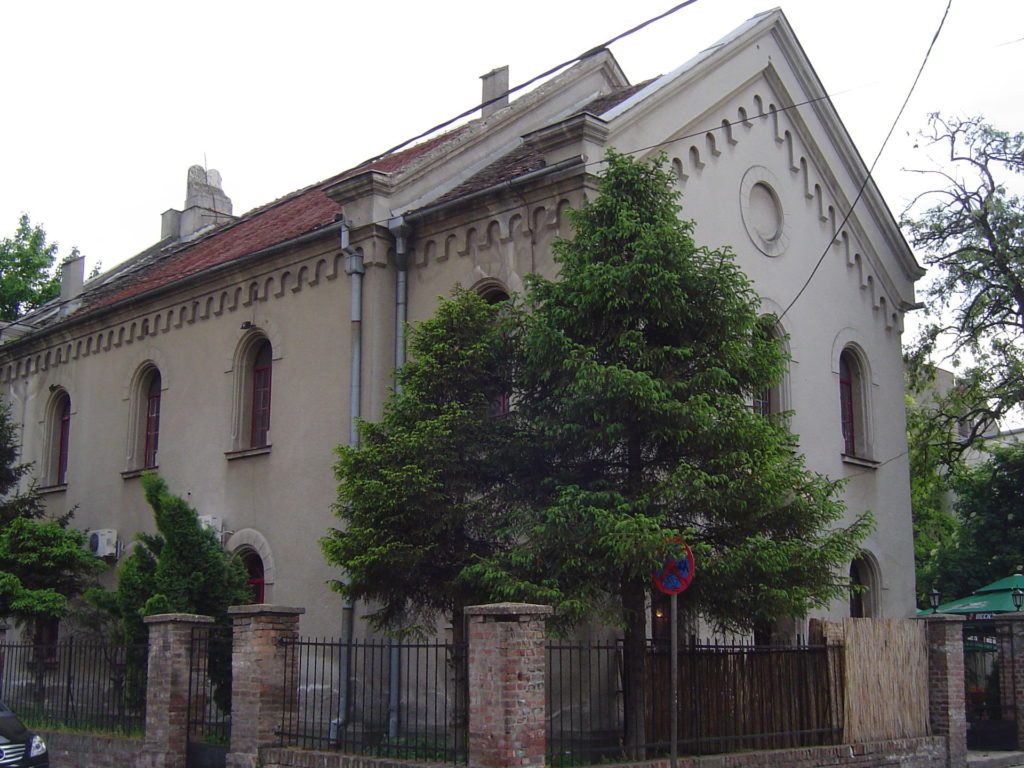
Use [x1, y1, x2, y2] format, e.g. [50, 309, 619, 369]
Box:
[2, 0, 1021, 281]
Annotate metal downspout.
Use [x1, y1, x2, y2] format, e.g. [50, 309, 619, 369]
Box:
[332, 220, 362, 742]
[387, 216, 412, 741]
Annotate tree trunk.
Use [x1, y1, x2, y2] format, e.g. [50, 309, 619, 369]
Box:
[622, 577, 648, 760]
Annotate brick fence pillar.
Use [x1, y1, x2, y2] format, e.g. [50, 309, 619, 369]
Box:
[138, 613, 214, 768]
[466, 603, 552, 768]
[225, 604, 304, 768]
[992, 613, 1024, 751]
[920, 613, 966, 768]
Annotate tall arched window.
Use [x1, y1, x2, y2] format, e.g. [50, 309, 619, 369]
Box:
[250, 341, 272, 448]
[143, 370, 162, 469]
[239, 548, 265, 604]
[839, 349, 866, 457]
[753, 315, 788, 419]
[849, 554, 880, 618]
[47, 391, 71, 485]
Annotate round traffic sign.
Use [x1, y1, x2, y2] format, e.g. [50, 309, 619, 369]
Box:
[652, 540, 695, 595]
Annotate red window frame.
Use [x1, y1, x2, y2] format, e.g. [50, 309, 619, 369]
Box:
[250, 343, 272, 448]
[839, 354, 856, 455]
[241, 550, 265, 603]
[143, 374, 161, 468]
[56, 396, 71, 485]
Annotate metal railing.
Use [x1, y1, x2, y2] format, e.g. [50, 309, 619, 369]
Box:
[546, 640, 844, 763]
[0, 638, 147, 735]
[278, 637, 467, 763]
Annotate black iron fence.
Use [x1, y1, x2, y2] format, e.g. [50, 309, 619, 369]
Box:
[0, 638, 147, 734]
[186, 624, 233, 767]
[278, 638, 467, 763]
[546, 640, 844, 763]
[964, 620, 1017, 750]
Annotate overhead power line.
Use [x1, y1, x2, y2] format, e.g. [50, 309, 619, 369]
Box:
[359, 1, 701, 167]
[776, 0, 953, 323]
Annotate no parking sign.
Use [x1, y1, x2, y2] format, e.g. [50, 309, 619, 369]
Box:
[652, 539, 695, 595]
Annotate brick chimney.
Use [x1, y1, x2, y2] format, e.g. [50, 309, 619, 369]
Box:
[480, 66, 509, 119]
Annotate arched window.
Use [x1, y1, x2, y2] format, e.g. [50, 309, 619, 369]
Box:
[250, 341, 272, 448]
[143, 370, 162, 468]
[753, 316, 788, 419]
[239, 548, 265, 603]
[839, 349, 865, 457]
[47, 391, 71, 486]
[481, 287, 511, 417]
[849, 554, 880, 618]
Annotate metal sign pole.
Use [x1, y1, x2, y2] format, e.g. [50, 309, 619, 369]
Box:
[670, 591, 678, 768]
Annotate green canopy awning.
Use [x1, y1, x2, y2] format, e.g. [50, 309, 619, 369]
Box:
[920, 572, 1024, 617]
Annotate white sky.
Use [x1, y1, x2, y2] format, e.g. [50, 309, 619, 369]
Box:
[1, 0, 1021, 283]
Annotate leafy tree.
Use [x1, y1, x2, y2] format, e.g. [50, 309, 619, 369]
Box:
[322, 287, 517, 644]
[905, 393, 960, 606]
[930, 443, 1024, 601]
[0, 215, 69, 321]
[903, 115, 1024, 460]
[0, 397, 103, 640]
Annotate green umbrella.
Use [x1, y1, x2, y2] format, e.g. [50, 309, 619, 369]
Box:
[923, 572, 1024, 616]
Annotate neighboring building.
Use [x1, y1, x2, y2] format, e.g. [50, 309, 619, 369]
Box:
[0, 9, 923, 638]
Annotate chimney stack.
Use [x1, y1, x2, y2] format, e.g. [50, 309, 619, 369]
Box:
[480, 66, 509, 119]
[161, 165, 235, 241]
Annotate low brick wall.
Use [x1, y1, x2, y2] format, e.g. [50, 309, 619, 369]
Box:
[260, 737, 948, 768]
[39, 729, 144, 768]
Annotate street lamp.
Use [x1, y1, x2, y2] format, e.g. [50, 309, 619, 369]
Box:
[929, 588, 941, 614]
[1012, 587, 1023, 612]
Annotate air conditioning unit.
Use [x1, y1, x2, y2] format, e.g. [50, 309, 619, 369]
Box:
[198, 515, 223, 533]
[86, 529, 118, 559]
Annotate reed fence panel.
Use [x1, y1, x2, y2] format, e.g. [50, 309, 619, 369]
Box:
[829, 618, 929, 742]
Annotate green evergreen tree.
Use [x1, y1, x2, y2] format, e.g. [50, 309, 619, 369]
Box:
[326, 151, 870, 757]
[473, 151, 870, 754]
[322, 287, 518, 643]
[96, 474, 250, 711]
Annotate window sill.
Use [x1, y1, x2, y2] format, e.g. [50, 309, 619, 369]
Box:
[37, 483, 68, 495]
[121, 467, 157, 480]
[841, 454, 879, 470]
[225, 445, 272, 461]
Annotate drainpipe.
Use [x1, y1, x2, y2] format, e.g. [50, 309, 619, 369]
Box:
[331, 220, 362, 743]
[386, 216, 412, 741]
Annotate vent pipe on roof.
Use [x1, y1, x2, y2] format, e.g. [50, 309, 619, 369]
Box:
[480, 66, 509, 119]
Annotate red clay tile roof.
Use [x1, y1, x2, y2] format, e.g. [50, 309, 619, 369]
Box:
[432, 144, 547, 206]
[74, 127, 468, 319]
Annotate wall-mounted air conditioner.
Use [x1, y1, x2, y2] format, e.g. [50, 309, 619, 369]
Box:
[86, 529, 118, 559]
[198, 515, 223, 533]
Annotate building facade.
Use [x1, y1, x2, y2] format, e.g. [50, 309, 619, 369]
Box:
[0, 10, 923, 637]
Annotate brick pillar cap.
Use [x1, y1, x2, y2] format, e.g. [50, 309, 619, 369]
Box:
[916, 613, 966, 623]
[228, 604, 305, 617]
[465, 602, 552, 617]
[143, 613, 215, 625]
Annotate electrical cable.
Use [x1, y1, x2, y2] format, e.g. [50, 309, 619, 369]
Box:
[775, 0, 953, 324]
[359, 0, 701, 167]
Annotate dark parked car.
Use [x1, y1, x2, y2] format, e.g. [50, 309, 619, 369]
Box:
[0, 703, 47, 767]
